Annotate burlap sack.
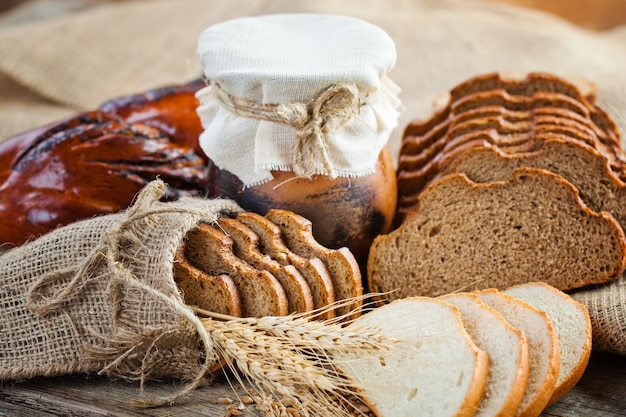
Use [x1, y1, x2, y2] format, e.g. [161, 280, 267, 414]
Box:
[572, 278, 626, 354]
[0, 180, 241, 387]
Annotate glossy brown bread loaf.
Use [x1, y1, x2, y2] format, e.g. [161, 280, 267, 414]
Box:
[0, 109, 208, 246]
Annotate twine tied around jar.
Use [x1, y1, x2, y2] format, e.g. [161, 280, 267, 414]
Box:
[214, 82, 365, 179]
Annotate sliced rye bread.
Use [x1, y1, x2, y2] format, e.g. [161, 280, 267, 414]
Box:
[396, 128, 626, 216]
[475, 289, 560, 417]
[173, 243, 242, 317]
[184, 223, 288, 317]
[396, 118, 612, 196]
[401, 86, 617, 157]
[504, 282, 592, 406]
[236, 211, 336, 319]
[216, 217, 314, 315]
[369, 167, 626, 300]
[265, 209, 363, 319]
[400, 102, 614, 163]
[398, 107, 608, 171]
[443, 138, 626, 229]
[401, 72, 597, 141]
[335, 297, 489, 417]
[444, 72, 597, 105]
[440, 293, 530, 417]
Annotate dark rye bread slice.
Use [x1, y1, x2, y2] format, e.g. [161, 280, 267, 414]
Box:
[173, 243, 242, 317]
[399, 113, 605, 172]
[401, 89, 620, 157]
[369, 167, 626, 301]
[444, 138, 626, 230]
[400, 100, 614, 160]
[400, 105, 608, 168]
[184, 223, 288, 317]
[397, 130, 590, 198]
[236, 211, 336, 320]
[396, 132, 573, 215]
[401, 71, 598, 142]
[265, 209, 363, 319]
[445, 72, 597, 105]
[216, 217, 314, 315]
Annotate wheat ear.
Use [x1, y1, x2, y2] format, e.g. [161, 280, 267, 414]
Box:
[196, 299, 390, 417]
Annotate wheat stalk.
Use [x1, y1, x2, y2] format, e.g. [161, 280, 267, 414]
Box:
[195, 299, 390, 417]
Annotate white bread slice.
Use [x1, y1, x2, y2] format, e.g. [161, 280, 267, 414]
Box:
[475, 289, 560, 417]
[335, 297, 489, 417]
[504, 282, 592, 405]
[441, 293, 530, 417]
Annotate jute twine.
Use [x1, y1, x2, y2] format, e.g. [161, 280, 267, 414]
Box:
[573, 275, 626, 354]
[0, 180, 243, 406]
[215, 81, 365, 179]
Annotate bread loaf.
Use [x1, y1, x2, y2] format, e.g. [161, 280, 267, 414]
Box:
[172, 244, 242, 317]
[0, 110, 208, 247]
[369, 168, 626, 300]
[216, 217, 314, 315]
[265, 209, 362, 318]
[184, 223, 288, 317]
[441, 293, 530, 417]
[236, 211, 336, 319]
[335, 297, 489, 417]
[475, 289, 560, 417]
[504, 282, 592, 405]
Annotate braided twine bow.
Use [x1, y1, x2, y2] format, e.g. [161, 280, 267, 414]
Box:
[215, 82, 365, 179]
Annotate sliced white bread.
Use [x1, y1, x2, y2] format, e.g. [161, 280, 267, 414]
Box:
[475, 289, 560, 417]
[441, 293, 530, 417]
[335, 297, 489, 417]
[504, 282, 592, 405]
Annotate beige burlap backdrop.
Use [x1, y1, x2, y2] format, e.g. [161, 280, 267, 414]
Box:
[1, 0, 626, 355]
[0, 180, 242, 388]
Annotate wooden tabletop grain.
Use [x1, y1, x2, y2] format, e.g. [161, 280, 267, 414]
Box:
[0, 350, 624, 417]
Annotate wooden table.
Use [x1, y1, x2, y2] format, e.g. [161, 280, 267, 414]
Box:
[1, 350, 625, 416]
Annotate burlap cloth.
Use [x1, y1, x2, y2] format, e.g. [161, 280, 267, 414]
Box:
[1, 0, 626, 364]
[0, 179, 242, 395]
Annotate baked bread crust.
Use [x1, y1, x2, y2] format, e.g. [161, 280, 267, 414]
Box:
[184, 223, 288, 317]
[236, 211, 336, 319]
[173, 244, 242, 317]
[476, 289, 560, 417]
[370, 167, 626, 299]
[504, 282, 593, 406]
[216, 217, 314, 315]
[441, 293, 530, 417]
[265, 209, 362, 319]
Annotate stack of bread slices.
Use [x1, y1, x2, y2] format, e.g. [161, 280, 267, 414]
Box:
[368, 72, 626, 300]
[337, 282, 591, 417]
[173, 208, 363, 320]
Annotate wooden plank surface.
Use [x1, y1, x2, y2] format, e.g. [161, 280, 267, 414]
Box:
[1, 350, 625, 416]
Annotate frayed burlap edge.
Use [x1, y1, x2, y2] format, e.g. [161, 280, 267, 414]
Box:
[572, 273, 626, 355]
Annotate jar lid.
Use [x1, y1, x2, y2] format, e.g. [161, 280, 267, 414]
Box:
[196, 13, 401, 187]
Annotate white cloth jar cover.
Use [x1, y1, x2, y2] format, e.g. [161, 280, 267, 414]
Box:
[195, 13, 401, 187]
